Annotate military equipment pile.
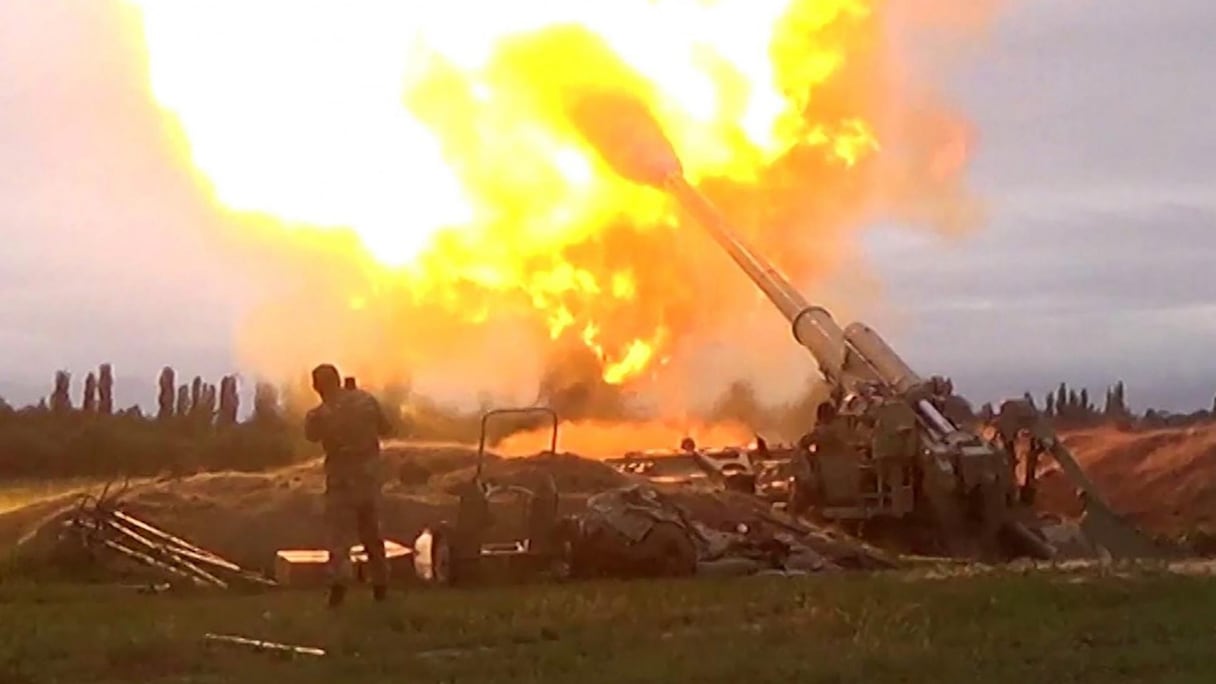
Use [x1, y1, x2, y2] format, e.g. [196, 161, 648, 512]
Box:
[1, 416, 1202, 593]
[57, 482, 276, 590]
[4, 442, 903, 591]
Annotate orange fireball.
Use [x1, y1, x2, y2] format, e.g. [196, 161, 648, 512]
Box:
[125, 0, 972, 398]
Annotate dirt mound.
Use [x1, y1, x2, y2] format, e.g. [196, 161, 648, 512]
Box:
[0, 493, 85, 553]
[382, 441, 499, 485]
[2, 445, 628, 575]
[430, 452, 630, 495]
[1039, 424, 1216, 534]
[2, 471, 450, 574]
[3, 444, 887, 579]
[2, 446, 463, 574]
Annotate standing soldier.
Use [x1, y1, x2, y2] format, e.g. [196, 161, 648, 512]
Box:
[304, 364, 393, 607]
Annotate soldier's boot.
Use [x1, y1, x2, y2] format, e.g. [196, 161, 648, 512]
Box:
[327, 584, 347, 608]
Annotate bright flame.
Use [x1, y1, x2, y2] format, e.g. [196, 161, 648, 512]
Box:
[125, 0, 974, 392]
[496, 418, 756, 459]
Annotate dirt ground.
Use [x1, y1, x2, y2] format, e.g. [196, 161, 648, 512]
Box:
[2, 441, 882, 575]
[0, 443, 622, 573]
[4, 422, 1215, 577]
[1036, 424, 1216, 534]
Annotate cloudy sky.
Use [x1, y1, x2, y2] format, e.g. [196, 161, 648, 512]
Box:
[1, 0, 1213, 412]
[865, 0, 1216, 410]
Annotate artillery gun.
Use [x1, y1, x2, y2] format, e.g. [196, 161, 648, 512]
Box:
[567, 91, 1161, 561]
[606, 438, 797, 502]
[670, 176, 1165, 560]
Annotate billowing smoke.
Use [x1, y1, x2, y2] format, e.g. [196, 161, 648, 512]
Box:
[130, 1, 1004, 440]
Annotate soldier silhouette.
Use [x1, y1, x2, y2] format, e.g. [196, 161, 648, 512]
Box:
[304, 364, 393, 607]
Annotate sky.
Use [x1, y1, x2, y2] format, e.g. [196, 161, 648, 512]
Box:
[863, 0, 1216, 410]
[1, 0, 1213, 413]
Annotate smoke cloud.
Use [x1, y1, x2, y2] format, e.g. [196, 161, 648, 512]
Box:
[127, 1, 1005, 432]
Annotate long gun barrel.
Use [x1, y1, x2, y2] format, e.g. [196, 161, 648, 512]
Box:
[663, 176, 849, 385]
[566, 89, 920, 398]
[665, 172, 1161, 559]
[663, 175, 929, 410]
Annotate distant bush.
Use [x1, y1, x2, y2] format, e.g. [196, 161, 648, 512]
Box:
[11, 362, 1214, 483]
[0, 364, 316, 481]
[0, 363, 573, 481]
[1040, 380, 1216, 431]
[0, 406, 308, 480]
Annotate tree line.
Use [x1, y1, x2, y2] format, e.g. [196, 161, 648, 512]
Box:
[0, 363, 558, 482]
[4, 364, 1214, 482]
[977, 380, 1216, 429]
[0, 364, 304, 480]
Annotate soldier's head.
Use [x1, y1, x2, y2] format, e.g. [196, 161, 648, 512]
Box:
[311, 364, 342, 401]
[343, 376, 357, 390]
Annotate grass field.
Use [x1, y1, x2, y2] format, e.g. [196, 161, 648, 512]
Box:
[2, 566, 1214, 684]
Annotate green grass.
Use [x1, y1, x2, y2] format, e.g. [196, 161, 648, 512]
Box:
[1, 567, 1215, 683]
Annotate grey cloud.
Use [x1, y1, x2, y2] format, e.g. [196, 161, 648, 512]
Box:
[858, 165, 1215, 398]
[863, 196, 1216, 409]
[876, 202, 1216, 310]
[845, 0, 1216, 410]
[954, 0, 1216, 191]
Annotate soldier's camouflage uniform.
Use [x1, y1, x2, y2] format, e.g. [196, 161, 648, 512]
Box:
[305, 388, 391, 587]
